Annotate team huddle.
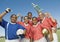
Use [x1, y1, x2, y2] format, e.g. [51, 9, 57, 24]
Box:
[0, 8, 58, 42]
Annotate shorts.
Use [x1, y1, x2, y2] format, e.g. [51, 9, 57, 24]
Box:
[33, 37, 47, 42]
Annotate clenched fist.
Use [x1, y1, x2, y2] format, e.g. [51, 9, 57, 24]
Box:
[5, 8, 11, 13]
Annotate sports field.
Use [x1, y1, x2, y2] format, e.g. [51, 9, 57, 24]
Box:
[0, 29, 60, 42]
[56, 29, 60, 42]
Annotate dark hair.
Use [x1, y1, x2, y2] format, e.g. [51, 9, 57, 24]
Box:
[27, 12, 32, 15]
[10, 14, 17, 18]
[24, 16, 28, 20]
[32, 17, 37, 20]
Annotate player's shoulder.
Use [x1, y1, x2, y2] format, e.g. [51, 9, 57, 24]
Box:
[16, 23, 22, 26]
[28, 23, 31, 26]
[39, 23, 44, 27]
[17, 21, 23, 24]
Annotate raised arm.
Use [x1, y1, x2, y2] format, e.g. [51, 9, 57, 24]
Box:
[17, 13, 23, 22]
[45, 12, 56, 22]
[0, 8, 11, 22]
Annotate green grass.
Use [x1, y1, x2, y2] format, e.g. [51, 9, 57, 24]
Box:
[57, 29, 60, 42]
[0, 30, 60, 42]
[0, 38, 5, 42]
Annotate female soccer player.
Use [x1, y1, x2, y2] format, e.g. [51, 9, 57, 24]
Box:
[30, 17, 53, 42]
[38, 12, 54, 42]
[17, 16, 31, 42]
[45, 12, 58, 42]
[27, 12, 33, 26]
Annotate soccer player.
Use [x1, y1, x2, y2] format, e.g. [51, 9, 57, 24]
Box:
[17, 16, 31, 42]
[38, 12, 53, 42]
[0, 8, 26, 42]
[27, 12, 33, 26]
[37, 12, 43, 23]
[30, 17, 53, 42]
[45, 12, 58, 42]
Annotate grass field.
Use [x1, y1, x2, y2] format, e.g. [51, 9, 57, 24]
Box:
[0, 29, 60, 42]
[56, 29, 60, 42]
[0, 37, 5, 42]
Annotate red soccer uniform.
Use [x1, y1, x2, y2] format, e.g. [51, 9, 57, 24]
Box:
[41, 17, 55, 29]
[49, 18, 57, 28]
[37, 17, 41, 22]
[17, 21, 31, 39]
[30, 23, 49, 40]
[53, 21, 57, 28]
[28, 19, 33, 26]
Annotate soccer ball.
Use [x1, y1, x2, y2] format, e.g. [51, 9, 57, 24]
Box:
[42, 28, 48, 35]
[16, 29, 24, 35]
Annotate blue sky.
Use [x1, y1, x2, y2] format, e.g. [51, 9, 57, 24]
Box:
[0, 0, 60, 36]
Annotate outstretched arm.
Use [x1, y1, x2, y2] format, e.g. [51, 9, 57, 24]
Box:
[0, 8, 11, 22]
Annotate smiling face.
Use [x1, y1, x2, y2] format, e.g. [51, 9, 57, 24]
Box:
[27, 12, 32, 19]
[10, 14, 17, 23]
[38, 12, 45, 20]
[44, 12, 50, 18]
[24, 16, 29, 24]
[32, 17, 37, 25]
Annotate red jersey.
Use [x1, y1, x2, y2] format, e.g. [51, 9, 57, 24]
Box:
[37, 17, 41, 22]
[30, 23, 49, 40]
[28, 19, 33, 26]
[17, 21, 31, 39]
[41, 17, 55, 29]
[49, 18, 57, 28]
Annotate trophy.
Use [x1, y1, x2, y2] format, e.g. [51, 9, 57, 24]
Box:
[32, 3, 43, 13]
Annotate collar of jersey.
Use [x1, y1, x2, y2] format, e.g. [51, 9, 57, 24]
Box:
[33, 23, 39, 27]
[10, 22, 16, 24]
[42, 17, 45, 23]
[24, 23, 29, 26]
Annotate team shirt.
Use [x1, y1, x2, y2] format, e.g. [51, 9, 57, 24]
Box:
[0, 19, 25, 40]
[37, 17, 41, 22]
[17, 21, 31, 39]
[41, 17, 55, 29]
[30, 23, 49, 40]
[28, 19, 33, 26]
[48, 18, 57, 28]
[37, 17, 57, 28]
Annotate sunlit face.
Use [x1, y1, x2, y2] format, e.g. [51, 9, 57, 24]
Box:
[44, 12, 49, 17]
[24, 16, 29, 24]
[38, 12, 45, 20]
[10, 15, 17, 23]
[38, 12, 43, 18]
[32, 17, 37, 25]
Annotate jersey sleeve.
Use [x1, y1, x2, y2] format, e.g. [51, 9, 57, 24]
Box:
[17, 21, 23, 25]
[52, 20, 57, 28]
[40, 23, 51, 30]
[47, 18, 54, 27]
[17, 21, 22, 24]
[0, 19, 8, 29]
